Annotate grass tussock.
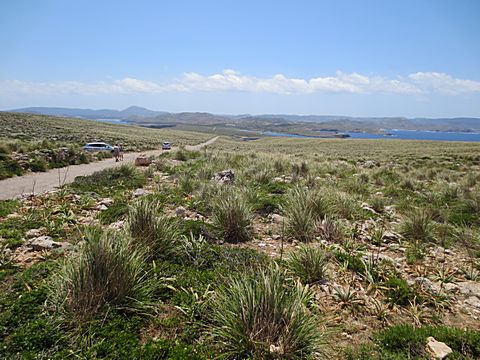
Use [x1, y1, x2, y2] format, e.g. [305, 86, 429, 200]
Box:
[49, 229, 152, 322]
[287, 245, 329, 284]
[209, 265, 322, 359]
[212, 187, 253, 243]
[126, 198, 179, 259]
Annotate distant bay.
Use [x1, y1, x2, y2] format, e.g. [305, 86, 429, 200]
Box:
[343, 129, 480, 142]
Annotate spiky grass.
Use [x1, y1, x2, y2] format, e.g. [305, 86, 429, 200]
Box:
[126, 198, 179, 258]
[400, 209, 437, 243]
[49, 229, 152, 322]
[283, 186, 331, 242]
[209, 265, 322, 359]
[212, 187, 253, 243]
[287, 245, 329, 284]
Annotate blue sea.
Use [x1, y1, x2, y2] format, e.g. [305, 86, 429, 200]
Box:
[343, 129, 480, 142]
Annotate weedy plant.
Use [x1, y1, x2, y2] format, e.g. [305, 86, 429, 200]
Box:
[209, 265, 322, 359]
[212, 187, 253, 243]
[286, 245, 329, 284]
[49, 229, 152, 322]
[126, 198, 179, 259]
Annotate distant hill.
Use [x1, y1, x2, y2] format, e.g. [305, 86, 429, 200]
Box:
[11, 106, 167, 120]
[10, 106, 480, 133]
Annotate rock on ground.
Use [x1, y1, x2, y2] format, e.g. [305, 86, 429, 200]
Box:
[28, 236, 63, 251]
[426, 337, 452, 359]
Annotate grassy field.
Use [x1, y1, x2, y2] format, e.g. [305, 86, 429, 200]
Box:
[0, 112, 212, 179]
[1, 129, 480, 359]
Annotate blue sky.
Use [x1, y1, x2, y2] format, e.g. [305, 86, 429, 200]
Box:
[1, 0, 479, 117]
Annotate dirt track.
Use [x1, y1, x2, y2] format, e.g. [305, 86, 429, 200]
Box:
[0, 137, 218, 200]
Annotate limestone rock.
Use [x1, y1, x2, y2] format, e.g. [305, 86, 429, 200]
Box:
[426, 337, 452, 359]
[457, 282, 480, 298]
[132, 188, 150, 197]
[28, 236, 63, 251]
[25, 228, 44, 238]
[270, 214, 284, 224]
[465, 296, 480, 309]
[212, 170, 235, 184]
[99, 198, 114, 207]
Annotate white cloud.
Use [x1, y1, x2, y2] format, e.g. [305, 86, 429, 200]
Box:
[409, 72, 480, 95]
[1, 70, 479, 97]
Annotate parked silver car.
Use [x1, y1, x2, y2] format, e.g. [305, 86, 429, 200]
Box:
[83, 142, 114, 152]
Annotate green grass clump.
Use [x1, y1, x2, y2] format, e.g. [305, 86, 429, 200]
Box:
[212, 188, 253, 243]
[126, 198, 179, 259]
[97, 200, 129, 224]
[209, 265, 322, 359]
[49, 229, 152, 322]
[383, 276, 415, 306]
[70, 164, 146, 195]
[0, 200, 20, 218]
[400, 209, 437, 243]
[287, 245, 329, 284]
[282, 186, 319, 242]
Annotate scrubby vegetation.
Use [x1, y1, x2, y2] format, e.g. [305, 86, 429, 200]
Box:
[1, 131, 480, 358]
[0, 112, 211, 179]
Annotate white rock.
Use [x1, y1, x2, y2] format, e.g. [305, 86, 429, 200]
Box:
[132, 188, 149, 197]
[426, 337, 452, 359]
[25, 228, 43, 238]
[272, 234, 281, 240]
[96, 204, 108, 211]
[108, 220, 125, 230]
[271, 214, 284, 224]
[457, 281, 480, 298]
[465, 296, 480, 309]
[99, 198, 114, 207]
[28, 236, 62, 251]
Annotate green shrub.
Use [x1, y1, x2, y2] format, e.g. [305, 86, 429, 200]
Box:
[29, 157, 48, 172]
[287, 245, 329, 284]
[97, 200, 129, 224]
[212, 188, 253, 243]
[209, 265, 322, 359]
[283, 186, 317, 242]
[375, 324, 480, 359]
[49, 229, 152, 322]
[383, 276, 414, 306]
[0, 200, 20, 218]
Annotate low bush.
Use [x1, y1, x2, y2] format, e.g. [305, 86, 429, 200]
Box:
[375, 324, 480, 359]
[400, 209, 437, 243]
[382, 276, 415, 306]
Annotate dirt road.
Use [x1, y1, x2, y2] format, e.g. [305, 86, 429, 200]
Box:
[0, 137, 218, 200]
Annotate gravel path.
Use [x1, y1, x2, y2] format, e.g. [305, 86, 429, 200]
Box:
[0, 137, 218, 200]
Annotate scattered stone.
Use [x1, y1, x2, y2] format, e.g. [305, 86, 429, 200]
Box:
[258, 242, 266, 248]
[426, 336, 452, 359]
[96, 204, 108, 211]
[361, 202, 377, 214]
[28, 236, 62, 251]
[465, 296, 480, 309]
[457, 282, 480, 298]
[362, 160, 377, 168]
[272, 234, 281, 240]
[99, 198, 114, 207]
[6, 213, 21, 219]
[175, 206, 187, 217]
[132, 188, 150, 197]
[444, 283, 459, 293]
[383, 231, 401, 242]
[415, 277, 441, 294]
[25, 228, 44, 238]
[212, 170, 235, 184]
[108, 220, 125, 230]
[135, 155, 152, 166]
[270, 214, 284, 224]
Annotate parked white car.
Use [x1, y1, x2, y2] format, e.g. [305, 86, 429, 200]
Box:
[83, 142, 114, 152]
[162, 142, 171, 150]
